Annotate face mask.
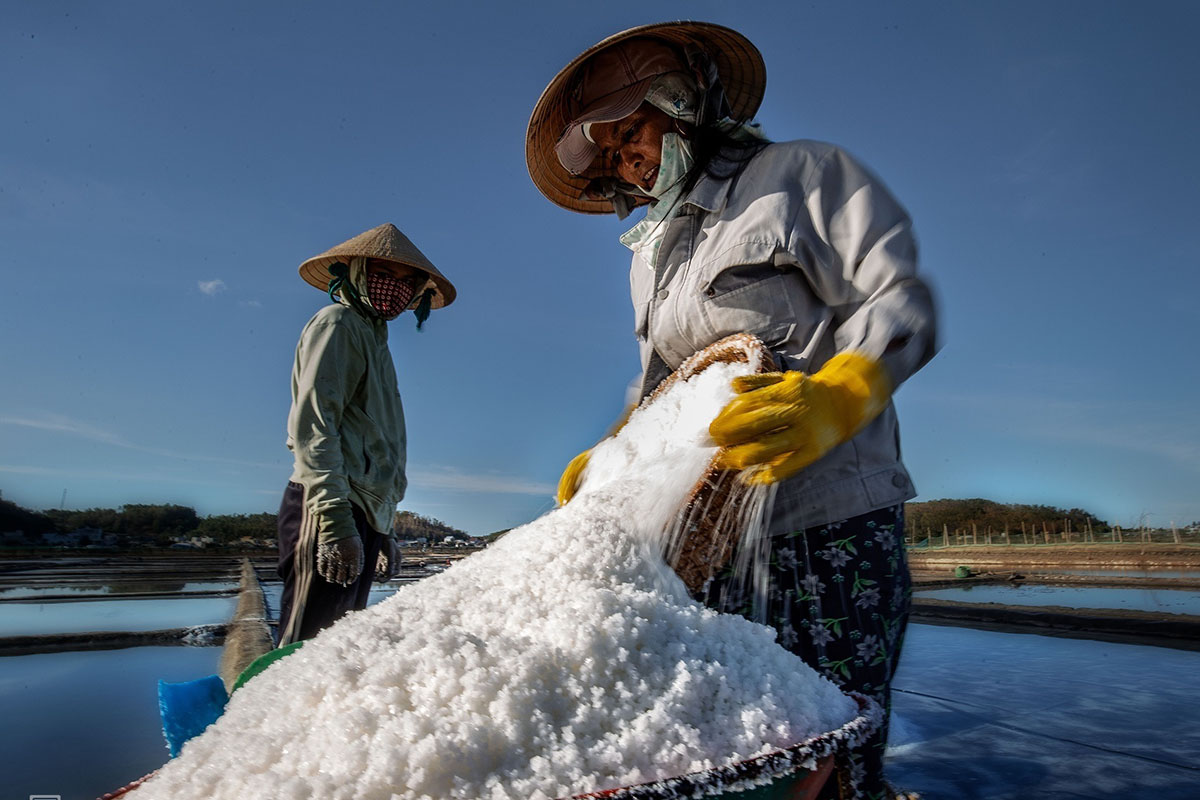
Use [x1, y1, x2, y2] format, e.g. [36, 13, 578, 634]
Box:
[619, 133, 696, 266]
[366, 271, 417, 320]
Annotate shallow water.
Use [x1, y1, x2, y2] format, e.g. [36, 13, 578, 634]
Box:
[0, 596, 239, 636]
[915, 584, 1200, 615]
[0, 580, 239, 599]
[887, 624, 1200, 799]
[0, 645, 222, 800]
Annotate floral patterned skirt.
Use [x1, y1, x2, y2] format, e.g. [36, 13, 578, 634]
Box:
[701, 504, 912, 800]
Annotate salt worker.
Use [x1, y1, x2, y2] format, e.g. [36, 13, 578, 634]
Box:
[526, 22, 938, 799]
[277, 223, 456, 646]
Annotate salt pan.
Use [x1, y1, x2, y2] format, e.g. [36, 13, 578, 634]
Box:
[128, 361, 857, 800]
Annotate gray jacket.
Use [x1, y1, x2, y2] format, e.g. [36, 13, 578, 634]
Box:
[630, 140, 938, 531]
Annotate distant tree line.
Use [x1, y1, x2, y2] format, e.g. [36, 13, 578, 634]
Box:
[1, 498, 56, 537]
[905, 498, 1109, 536]
[1, 499, 275, 547]
[1, 496, 469, 548]
[391, 510, 468, 541]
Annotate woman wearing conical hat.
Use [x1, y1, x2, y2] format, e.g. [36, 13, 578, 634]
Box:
[277, 223, 456, 646]
[527, 22, 938, 798]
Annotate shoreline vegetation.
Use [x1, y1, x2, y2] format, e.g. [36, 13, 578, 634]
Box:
[4, 496, 1198, 555]
[0, 498, 483, 552]
[5, 492, 1200, 654]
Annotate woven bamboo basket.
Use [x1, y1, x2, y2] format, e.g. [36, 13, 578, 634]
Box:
[564, 693, 880, 800]
[646, 333, 777, 596]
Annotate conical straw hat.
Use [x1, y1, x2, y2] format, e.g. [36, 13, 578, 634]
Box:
[526, 21, 766, 215]
[298, 223, 456, 309]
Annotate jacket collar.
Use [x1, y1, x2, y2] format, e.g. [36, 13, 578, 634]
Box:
[682, 166, 734, 214]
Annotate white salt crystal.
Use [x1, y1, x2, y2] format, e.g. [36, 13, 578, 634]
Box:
[128, 361, 856, 800]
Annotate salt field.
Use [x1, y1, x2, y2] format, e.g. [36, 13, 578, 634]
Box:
[916, 584, 1200, 615]
[0, 595, 239, 636]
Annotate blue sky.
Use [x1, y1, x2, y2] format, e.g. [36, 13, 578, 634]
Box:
[2, 1, 1197, 535]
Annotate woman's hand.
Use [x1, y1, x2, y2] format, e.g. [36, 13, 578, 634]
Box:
[375, 536, 402, 581]
[316, 532, 364, 587]
[556, 449, 592, 506]
[556, 404, 636, 506]
[709, 352, 892, 485]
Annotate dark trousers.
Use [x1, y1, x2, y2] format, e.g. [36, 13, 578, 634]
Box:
[276, 481, 384, 646]
[703, 504, 912, 800]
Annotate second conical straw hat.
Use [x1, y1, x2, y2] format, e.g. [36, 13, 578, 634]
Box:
[298, 223, 456, 309]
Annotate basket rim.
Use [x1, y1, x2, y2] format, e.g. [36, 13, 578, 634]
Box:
[564, 693, 883, 800]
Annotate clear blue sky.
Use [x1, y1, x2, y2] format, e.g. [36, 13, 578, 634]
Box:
[2, 1, 1197, 535]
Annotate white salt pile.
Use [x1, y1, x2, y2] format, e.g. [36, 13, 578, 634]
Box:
[129, 361, 857, 800]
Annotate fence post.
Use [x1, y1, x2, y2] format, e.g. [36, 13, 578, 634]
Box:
[1173, 523, 1181, 544]
[943, 524, 949, 548]
[1115, 525, 1122, 544]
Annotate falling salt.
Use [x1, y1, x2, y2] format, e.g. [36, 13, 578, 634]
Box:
[128, 361, 857, 800]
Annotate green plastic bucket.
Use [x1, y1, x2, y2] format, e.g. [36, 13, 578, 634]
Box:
[231, 640, 305, 694]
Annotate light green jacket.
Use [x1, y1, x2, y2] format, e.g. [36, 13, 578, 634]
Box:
[287, 302, 406, 541]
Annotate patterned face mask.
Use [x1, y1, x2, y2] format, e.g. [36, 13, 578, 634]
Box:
[366, 270, 417, 320]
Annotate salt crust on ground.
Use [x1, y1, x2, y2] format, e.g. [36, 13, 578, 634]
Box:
[129, 362, 856, 800]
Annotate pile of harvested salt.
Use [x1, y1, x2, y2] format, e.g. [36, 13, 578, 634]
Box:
[129, 361, 857, 800]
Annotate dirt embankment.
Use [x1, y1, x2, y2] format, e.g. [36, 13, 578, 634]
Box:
[907, 543, 1199, 571]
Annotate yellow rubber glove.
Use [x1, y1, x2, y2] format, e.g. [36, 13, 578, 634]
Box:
[709, 352, 892, 485]
[556, 405, 636, 506]
[556, 449, 592, 506]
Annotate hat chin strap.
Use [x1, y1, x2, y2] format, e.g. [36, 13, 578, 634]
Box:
[582, 176, 653, 220]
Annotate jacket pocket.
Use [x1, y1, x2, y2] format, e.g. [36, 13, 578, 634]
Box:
[699, 261, 797, 346]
